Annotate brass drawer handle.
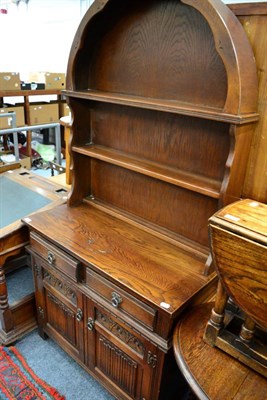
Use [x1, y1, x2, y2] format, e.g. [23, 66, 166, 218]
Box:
[47, 250, 56, 265]
[87, 317, 95, 331]
[76, 308, 83, 322]
[111, 292, 122, 308]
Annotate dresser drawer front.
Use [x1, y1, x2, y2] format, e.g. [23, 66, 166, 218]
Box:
[30, 232, 81, 281]
[86, 269, 156, 330]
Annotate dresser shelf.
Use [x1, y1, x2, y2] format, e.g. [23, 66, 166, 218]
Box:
[64, 89, 259, 124]
[73, 144, 221, 198]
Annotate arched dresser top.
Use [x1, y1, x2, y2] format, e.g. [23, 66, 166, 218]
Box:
[66, 0, 258, 124]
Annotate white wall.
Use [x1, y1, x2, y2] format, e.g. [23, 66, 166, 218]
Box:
[0, 0, 93, 76]
[0, 0, 265, 76]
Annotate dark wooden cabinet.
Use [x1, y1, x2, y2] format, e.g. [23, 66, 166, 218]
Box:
[23, 0, 259, 398]
[28, 226, 171, 399]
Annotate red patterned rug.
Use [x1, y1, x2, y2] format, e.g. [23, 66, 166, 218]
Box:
[0, 346, 65, 399]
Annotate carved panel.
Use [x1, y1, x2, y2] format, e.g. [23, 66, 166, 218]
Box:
[44, 270, 77, 305]
[46, 292, 77, 346]
[147, 351, 157, 369]
[97, 335, 138, 398]
[96, 309, 145, 356]
[33, 262, 42, 278]
[47, 292, 75, 318]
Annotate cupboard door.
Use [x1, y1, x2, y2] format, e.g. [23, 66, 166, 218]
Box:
[85, 298, 162, 400]
[32, 255, 84, 362]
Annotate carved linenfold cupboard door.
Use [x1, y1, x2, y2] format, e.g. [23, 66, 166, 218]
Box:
[32, 255, 84, 363]
[85, 300, 161, 400]
[23, 0, 259, 399]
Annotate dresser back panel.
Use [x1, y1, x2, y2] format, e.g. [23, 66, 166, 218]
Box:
[90, 104, 230, 180]
[75, 0, 228, 107]
[90, 160, 218, 247]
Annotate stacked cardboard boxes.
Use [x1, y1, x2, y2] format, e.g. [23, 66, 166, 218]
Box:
[27, 72, 66, 90]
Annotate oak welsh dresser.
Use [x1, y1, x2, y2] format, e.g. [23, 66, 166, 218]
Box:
[23, 1, 259, 399]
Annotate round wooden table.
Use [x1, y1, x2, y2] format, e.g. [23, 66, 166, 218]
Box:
[173, 303, 267, 400]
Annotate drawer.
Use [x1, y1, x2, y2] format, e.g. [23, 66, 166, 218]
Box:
[30, 232, 82, 282]
[86, 269, 157, 330]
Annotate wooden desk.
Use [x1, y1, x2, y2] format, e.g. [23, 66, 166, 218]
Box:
[0, 168, 69, 344]
[173, 303, 267, 400]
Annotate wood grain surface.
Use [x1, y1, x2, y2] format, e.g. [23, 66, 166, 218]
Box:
[23, 203, 216, 315]
[239, 13, 267, 203]
[209, 199, 267, 331]
[173, 303, 267, 400]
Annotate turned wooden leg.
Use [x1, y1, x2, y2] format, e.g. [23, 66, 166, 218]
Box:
[210, 280, 229, 328]
[239, 315, 256, 343]
[0, 263, 14, 333]
[203, 280, 229, 345]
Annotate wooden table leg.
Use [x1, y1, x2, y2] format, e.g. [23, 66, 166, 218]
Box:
[203, 280, 229, 345]
[0, 262, 14, 333]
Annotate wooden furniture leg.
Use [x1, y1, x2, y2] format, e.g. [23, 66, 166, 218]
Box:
[0, 261, 14, 333]
[203, 280, 229, 345]
[239, 316, 256, 343]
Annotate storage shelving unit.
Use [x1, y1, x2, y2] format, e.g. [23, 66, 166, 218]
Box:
[0, 89, 62, 156]
[0, 111, 19, 161]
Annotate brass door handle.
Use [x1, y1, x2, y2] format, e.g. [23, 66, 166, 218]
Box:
[47, 250, 56, 265]
[111, 292, 122, 308]
[76, 308, 83, 322]
[87, 317, 95, 331]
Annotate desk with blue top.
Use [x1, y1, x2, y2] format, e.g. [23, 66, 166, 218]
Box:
[0, 168, 68, 344]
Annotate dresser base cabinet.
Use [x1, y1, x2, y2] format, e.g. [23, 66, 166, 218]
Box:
[27, 222, 213, 400]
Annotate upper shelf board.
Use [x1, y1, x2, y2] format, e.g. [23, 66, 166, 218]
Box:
[64, 89, 259, 124]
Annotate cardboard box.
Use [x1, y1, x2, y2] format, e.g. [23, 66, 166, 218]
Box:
[26, 71, 46, 83]
[27, 72, 65, 89]
[59, 102, 70, 117]
[0, 106, 25, 129]
[29, 103, 59, 125]
[0, 72, 20, 91]
[45, 72, 65, 89]
[19, 155, 31, 169]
